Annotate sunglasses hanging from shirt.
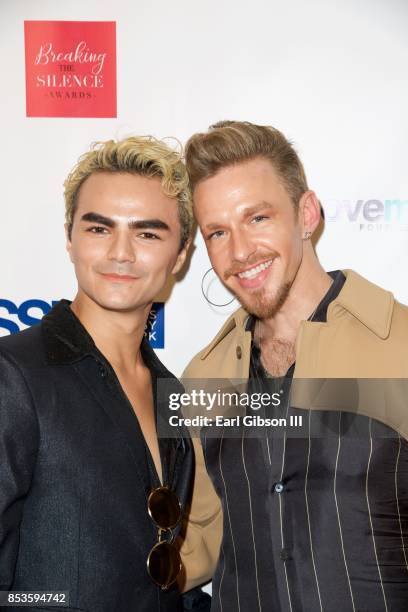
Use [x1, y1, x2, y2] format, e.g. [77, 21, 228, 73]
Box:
[146, 486, 182, 590]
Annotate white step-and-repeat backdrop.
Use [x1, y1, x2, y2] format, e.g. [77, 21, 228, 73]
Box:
[1, 0, 407, 376]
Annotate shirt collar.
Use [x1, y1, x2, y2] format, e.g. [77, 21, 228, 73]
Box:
[41, 299, 173, 379]
[245, 270, 346, 332]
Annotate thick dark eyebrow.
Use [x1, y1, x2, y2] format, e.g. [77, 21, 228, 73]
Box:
[80, 212, 170, 231]
[129, 219, 170, 231]
[81, 212, 115, 227]
[204, 201, 274, 230]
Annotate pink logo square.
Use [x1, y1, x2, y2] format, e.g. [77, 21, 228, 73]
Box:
[24, 21, 117, 118]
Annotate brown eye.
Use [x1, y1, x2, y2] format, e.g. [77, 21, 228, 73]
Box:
[87, 226, 108, 233]
[139, 232, 160, 240]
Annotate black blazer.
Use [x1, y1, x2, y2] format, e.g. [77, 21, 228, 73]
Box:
[0, 301, 193, 612]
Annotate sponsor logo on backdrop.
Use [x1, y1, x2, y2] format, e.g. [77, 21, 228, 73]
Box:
[24, 21, 116, 117]
[0, 300, 165, 348]
[144, 303, 165, 349]
[0, 299, 58, 335]
[323, 199, 408, 231]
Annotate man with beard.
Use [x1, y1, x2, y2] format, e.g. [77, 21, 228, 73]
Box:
[179, 121, 408, 611]
[0, 136, 209, 611]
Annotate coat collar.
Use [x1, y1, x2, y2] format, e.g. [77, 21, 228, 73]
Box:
[200, 269, 395, 360]
[42, 299, 96, 365]
[326, 269, 394, 339]
[41, 298, 175, 380]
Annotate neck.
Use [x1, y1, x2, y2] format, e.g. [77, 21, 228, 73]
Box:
[259, 253, 333, 344]
[70, 291, 150, 371]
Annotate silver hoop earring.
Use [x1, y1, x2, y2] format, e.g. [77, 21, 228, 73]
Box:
[201, 268, 236, 307]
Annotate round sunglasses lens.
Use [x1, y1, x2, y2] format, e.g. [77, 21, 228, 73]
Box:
[147, 542, 181, 589]
[148, 487, 181, 530]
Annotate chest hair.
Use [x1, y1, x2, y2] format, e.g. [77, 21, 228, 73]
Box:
[259, 338, 296, 377]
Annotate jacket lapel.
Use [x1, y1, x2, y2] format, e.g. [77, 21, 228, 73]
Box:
[73, 356, 153, 494]
[143, 340, 193, 496]
[42, 301, 193, 499]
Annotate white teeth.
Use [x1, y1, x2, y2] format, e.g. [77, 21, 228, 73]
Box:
[238, 259, 273, 279]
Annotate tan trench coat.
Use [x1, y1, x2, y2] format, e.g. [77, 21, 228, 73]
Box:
[178, 269, 408, 591]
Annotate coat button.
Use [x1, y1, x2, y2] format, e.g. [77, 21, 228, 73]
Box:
[280, 549, 290, 561]
[274, 482, 284, 494]
[236, 345, 242, 359]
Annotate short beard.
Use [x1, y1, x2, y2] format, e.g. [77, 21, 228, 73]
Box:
[235, 281, 292, 320]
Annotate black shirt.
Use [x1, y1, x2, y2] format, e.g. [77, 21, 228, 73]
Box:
[201, 272, 408, 612]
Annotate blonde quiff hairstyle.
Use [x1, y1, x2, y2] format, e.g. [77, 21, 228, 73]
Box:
[185, 120, 309, 209]
[64, 136, 193, 250]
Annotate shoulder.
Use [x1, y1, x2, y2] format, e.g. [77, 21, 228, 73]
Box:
[0, 332, 40, 448]
[182, 306, 248, 378]
[334, 269, 407, 340]
[391, 299, 408, 334]
[0, 324, 46, 368]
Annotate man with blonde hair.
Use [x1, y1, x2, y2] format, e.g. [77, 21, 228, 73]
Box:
[0, 136, 203, 611]
[180, 121, 408, 611]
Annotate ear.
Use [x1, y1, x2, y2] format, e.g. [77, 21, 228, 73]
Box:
[298, 190, 321, 237]
[171, 239, 191, 275]
[64, 223, 74, 263]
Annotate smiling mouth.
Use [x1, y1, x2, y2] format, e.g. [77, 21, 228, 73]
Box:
[100, 273, 138, 281]
[236, 259, 274, 280]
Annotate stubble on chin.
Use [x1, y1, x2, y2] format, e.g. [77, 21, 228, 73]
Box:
[235, 281, 292, 320]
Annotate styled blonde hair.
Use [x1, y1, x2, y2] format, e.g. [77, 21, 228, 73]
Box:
[185, 120, 308, 209]
[64, 136, 193, 250]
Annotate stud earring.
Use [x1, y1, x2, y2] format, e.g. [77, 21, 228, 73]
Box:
[303, 231, 312, 240]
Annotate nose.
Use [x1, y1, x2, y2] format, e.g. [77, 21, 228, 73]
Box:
[107, 230, 136, 263]
[229, 227, 256, 263]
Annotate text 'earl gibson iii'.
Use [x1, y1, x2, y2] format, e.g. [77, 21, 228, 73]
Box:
[169, 414, 304, 428]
